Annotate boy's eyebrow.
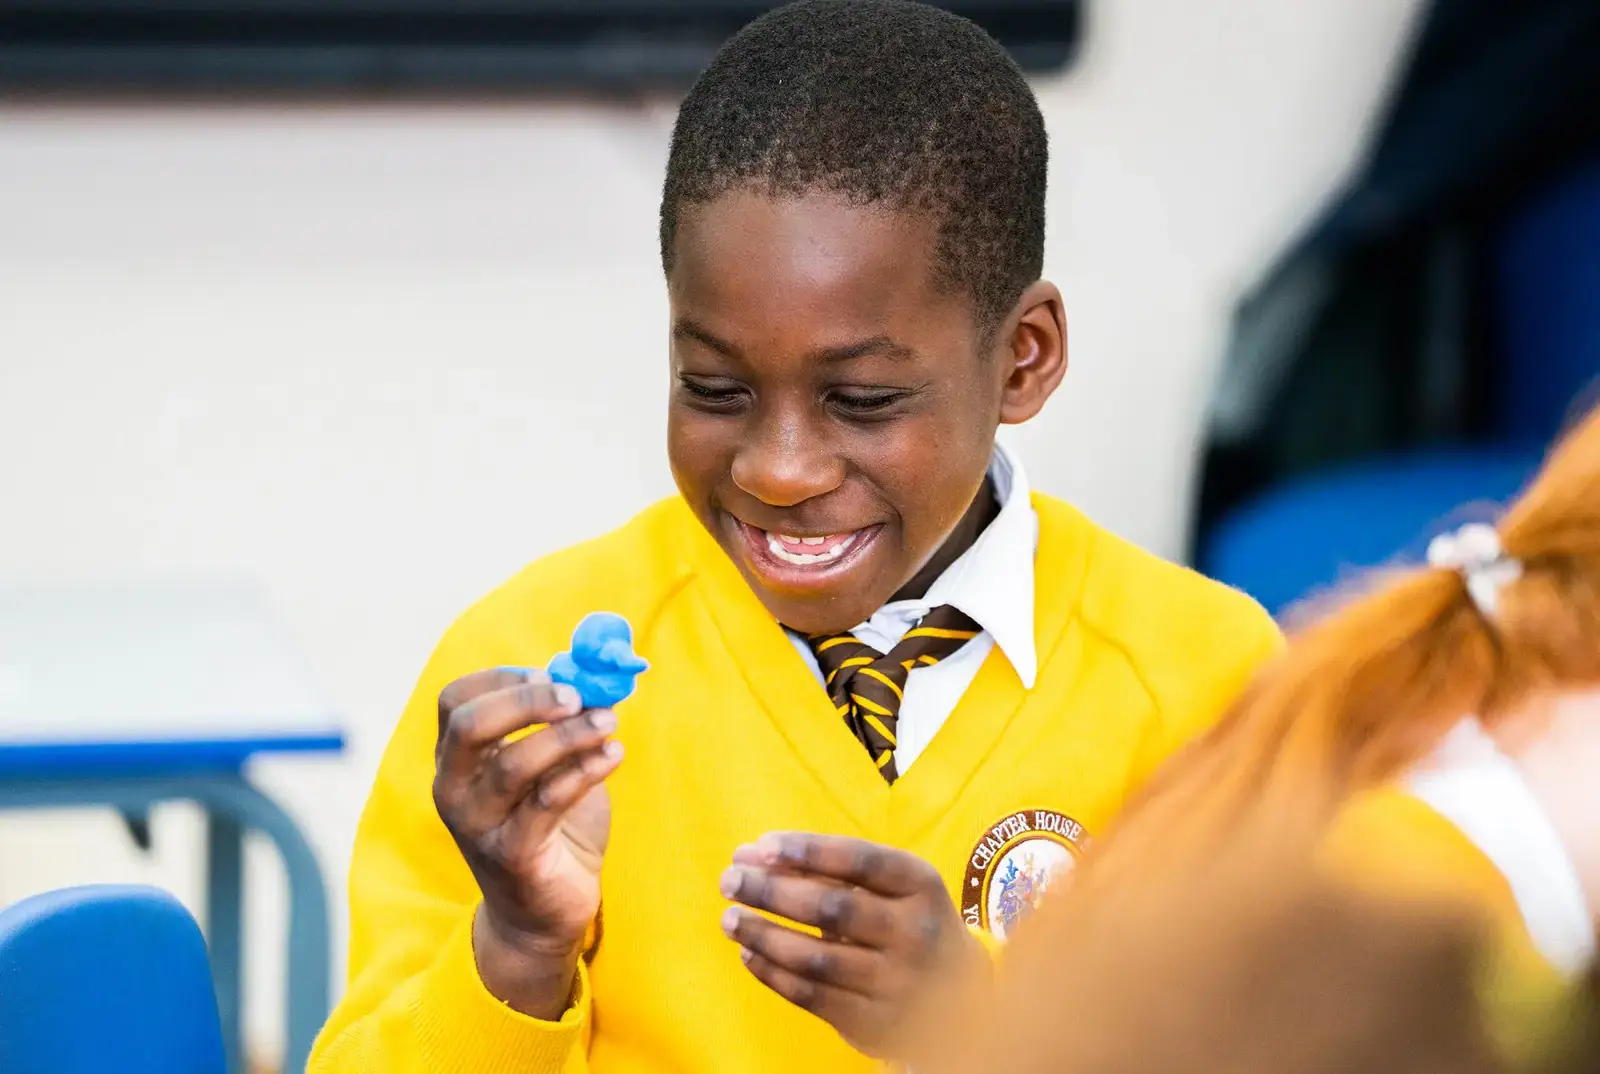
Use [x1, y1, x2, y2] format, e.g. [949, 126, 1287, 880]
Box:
[672, 319, 916, 364]
[808, 336, 916, 364]
[673, 319, 741, 358]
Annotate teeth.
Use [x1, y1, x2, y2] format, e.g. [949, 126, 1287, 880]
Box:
[775, 533, 831, 546]
[766, 531, 857, 566]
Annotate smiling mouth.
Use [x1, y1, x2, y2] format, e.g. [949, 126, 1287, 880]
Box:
[764, 530, 861, 565]
[731, 519, 882, 585]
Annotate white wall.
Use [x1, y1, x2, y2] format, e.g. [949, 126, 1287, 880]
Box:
[0, 0, 1422, 1065]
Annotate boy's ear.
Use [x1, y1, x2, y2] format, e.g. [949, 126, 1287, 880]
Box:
[995, 281, 1067, 425]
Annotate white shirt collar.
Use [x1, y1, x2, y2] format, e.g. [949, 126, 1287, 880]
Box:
[860, 442, 1039, 688]
[1407, 718, 1597, 976]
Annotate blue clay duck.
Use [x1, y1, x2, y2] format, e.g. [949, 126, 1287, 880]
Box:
[547, 612, 649, 709]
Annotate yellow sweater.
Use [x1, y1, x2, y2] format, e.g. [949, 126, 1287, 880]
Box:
[310, 493, 1281, 1074]
[1326, 789, 1587, 1069]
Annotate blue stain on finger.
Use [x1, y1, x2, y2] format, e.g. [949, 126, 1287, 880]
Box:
[546, 612, 649, 710]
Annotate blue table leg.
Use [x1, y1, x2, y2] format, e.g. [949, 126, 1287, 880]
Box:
[189, 777, 330, 1074]
[0, 773, 331, 1074]
[207, 810, 246, 1074]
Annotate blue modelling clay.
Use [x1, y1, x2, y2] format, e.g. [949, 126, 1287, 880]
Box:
[547, 612, 649, 709]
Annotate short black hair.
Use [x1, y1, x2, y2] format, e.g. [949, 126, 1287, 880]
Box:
[660, 0, 1048, 336]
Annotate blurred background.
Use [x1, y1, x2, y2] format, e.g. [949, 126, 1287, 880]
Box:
[0, 0, 1594, 1071]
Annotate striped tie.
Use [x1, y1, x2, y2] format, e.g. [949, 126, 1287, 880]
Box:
[808, 605, 981, 783]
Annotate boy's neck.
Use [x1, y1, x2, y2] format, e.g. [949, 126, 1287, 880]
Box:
[890, 475, 1001, 604]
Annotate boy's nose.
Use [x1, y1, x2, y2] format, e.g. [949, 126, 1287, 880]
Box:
[729, 417, 843, 508]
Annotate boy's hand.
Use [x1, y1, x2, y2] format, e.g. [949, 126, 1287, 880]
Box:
[433, 667, 623, 1019]
[719, 833, 987, 1061]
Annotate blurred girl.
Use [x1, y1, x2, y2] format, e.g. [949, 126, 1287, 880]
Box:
[936, 402, 1600, 1074]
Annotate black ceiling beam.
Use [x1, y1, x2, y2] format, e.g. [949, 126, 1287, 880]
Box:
[0, 2, 1082, 93]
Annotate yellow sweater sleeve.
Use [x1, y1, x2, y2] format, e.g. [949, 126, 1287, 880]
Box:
[1321, 787, 1519, 908]
[308, 609, 591, 1073]
[1322, 788, 1578, 1070]
[1123, 584, 1284, 792]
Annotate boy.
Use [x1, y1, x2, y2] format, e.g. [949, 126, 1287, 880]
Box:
[310, 2, 1281, 1071]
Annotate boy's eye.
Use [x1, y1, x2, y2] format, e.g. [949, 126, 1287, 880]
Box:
[678, 376, 749, 410]
[829, 389, 910, 417]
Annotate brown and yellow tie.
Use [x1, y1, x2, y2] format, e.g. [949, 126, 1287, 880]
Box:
[808, 605, 981, 783]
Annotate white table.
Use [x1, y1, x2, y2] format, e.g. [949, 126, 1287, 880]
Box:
[0, 580, 344, 1074]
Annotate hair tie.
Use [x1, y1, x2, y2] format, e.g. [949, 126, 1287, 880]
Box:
[1425, 522, 1522, 616]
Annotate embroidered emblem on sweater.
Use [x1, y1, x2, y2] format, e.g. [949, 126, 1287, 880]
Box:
[962, 809, 1089, 939]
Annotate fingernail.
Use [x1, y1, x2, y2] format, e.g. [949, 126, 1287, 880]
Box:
[603, 740, 624, 761]
[757, 833, 798, 863]
[740, 946, 753, 965]
[591, 709, 618, 734]
[553, 684, 580, 711]
[721, 906, 741, 937]
[495, 665, 535, 677]
[719, 866, 745, 899]
[730, 842, 763, 865]
[743, 838, 785, 866]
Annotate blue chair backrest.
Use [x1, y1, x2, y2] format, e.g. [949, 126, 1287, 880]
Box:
[0, 884, 226, 1074]
[1199, 446, 1541, 618]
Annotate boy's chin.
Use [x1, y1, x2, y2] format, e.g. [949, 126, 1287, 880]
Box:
[748, 583, 885, 639]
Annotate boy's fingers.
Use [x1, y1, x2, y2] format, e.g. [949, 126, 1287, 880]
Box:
[721, 867, 897, 948]
[738, 946, 874, 1037]
[501, 742, 624, 848]
[437, 680, 582, 780]
[721, 906, 886, 995]
[476, 710, 619, 808]
[533, 742, 625, 811]
[436, 667, 546, 739]
[735, 834, 936, 899]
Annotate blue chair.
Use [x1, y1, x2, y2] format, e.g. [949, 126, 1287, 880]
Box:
[1201, 158, 1599, 617]
[0, 885, 226, 1074]
[1201, 448, 1541, 618]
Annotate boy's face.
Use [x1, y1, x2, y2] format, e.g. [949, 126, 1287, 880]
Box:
[666, 189, 1058, 636]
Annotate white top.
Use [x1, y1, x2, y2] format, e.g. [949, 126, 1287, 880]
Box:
[787, 443, 1038, 774]
[1406, 718, 1596, 976]
[0, 579, 340, 745]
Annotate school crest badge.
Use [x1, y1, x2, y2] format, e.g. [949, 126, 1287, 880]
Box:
[962, 809, 1090, 940]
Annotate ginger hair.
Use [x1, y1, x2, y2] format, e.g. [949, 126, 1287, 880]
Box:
[1087, 402, 1600, 887]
